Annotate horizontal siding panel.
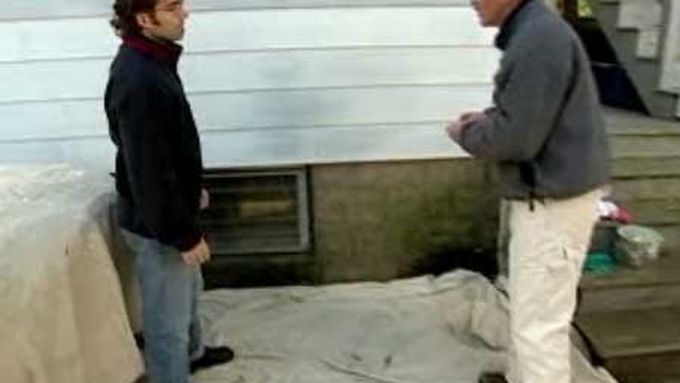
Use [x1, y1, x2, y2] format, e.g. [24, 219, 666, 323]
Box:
[0, 137, 115, 168]
[183, 47, 497, 92]
[0, 4, 494, 167]
[1, 47, 498, 103]
[0, 86, 493, 141]
[0, 19, 117, 62]
[0, 8, 493, 62]
[200, 122, 468, 166]
[0, 123, 467, 169]
[191, 8, 491, 51]
[3, 0, 468, 20]
[0, 59, 108, 104]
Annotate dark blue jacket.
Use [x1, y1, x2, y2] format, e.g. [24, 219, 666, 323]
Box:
[105, 35, 203, 251]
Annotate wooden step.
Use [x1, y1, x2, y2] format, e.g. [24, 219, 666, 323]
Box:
[606, 109, 680, 179]
[579, 282, 680, 314]
[581, 237, 680, 314]
[611, 136, 680, 159]
[606, 108, 680, 134]
[576, 307, 680, 358]
[611, 177, 680, 201]
[612, 157, 680, 178]
[582, 254, 680, 290]
[583, 109, 680, 380]
[621, 199, 680, 226]
[575, 307, 680, 380]
[652, 226, 680, 254]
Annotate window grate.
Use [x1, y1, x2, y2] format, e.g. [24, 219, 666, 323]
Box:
[200, 168, 310, 256]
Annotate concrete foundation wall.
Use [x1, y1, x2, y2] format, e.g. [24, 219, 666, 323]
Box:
[311, 158, 499, 283]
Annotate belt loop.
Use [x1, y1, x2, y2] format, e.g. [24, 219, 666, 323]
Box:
[528, 190, 536, 212]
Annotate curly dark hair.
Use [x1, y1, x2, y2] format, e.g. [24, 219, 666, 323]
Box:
[110, 0, 159, 36]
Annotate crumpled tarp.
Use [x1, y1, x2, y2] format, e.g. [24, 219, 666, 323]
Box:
[0, 165, 618, 383]
[0, 165, 143, 383]
[194, 270, 617, 383]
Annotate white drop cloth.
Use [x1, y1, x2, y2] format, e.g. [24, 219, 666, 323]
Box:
[0, 165, 143, 383]
[0, 165, 617, 383]
[193, 271, 617, 383]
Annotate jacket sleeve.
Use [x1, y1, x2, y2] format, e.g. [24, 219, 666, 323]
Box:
[459, 30, 574, 161]
[115, 79, 202, 252]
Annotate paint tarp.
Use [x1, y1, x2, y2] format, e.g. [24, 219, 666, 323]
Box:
[195, 270, 617, 383]
[0, 165, 143, 383]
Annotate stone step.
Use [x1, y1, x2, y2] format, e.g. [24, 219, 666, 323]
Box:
[575, 307, 680, 380]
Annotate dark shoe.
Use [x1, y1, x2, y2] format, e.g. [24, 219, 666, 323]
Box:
[190, 346, 235, 373]
[478, 372, 508, 383]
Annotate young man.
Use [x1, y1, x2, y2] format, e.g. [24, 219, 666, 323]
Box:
[105, 0, 233, 381]
[446, 1, 610, 382]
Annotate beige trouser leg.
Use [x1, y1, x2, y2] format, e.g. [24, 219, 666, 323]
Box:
[506, 188, 601, 383]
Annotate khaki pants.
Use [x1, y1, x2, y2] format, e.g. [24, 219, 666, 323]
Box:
[505, 188, 601, 383]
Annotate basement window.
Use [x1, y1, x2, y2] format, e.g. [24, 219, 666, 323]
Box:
[200, 168, 311, 256]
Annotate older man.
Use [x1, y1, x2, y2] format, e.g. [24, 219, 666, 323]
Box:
[446, 1, 610, 383]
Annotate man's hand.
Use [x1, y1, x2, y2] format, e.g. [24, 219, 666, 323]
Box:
[446, 111, 486, 143]
[459, 111, 486, 125]
[181, 237, 211, 267]
[200, 188, 210, 211]
[446, 119, 466, 142]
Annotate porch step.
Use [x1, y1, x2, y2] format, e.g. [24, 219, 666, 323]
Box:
[612, 157, 680, 179]
[575, 307, 680, 380]
[606, 108, 680, 163]
[604, 108, 680, 253]
[581, 255, 680, 290]
[618, 199, 680, 226]
[578, 108, 680, 382]
[606, 108, 680, 133]
[580, 255, 680, 313]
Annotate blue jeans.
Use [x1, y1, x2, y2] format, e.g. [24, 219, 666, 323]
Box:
[121, 230, 204, 383]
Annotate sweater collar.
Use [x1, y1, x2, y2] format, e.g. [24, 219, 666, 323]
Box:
[494, 0, 534, 50]
[123, 34, 183, 66]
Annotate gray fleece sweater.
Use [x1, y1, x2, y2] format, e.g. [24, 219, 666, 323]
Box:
[458, 0, 610, 199]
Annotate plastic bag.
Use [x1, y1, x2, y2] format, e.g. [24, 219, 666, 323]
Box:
[614, 225, 664, 267]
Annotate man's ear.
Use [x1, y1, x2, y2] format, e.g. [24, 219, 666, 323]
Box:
[135, 12, 154, 30]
